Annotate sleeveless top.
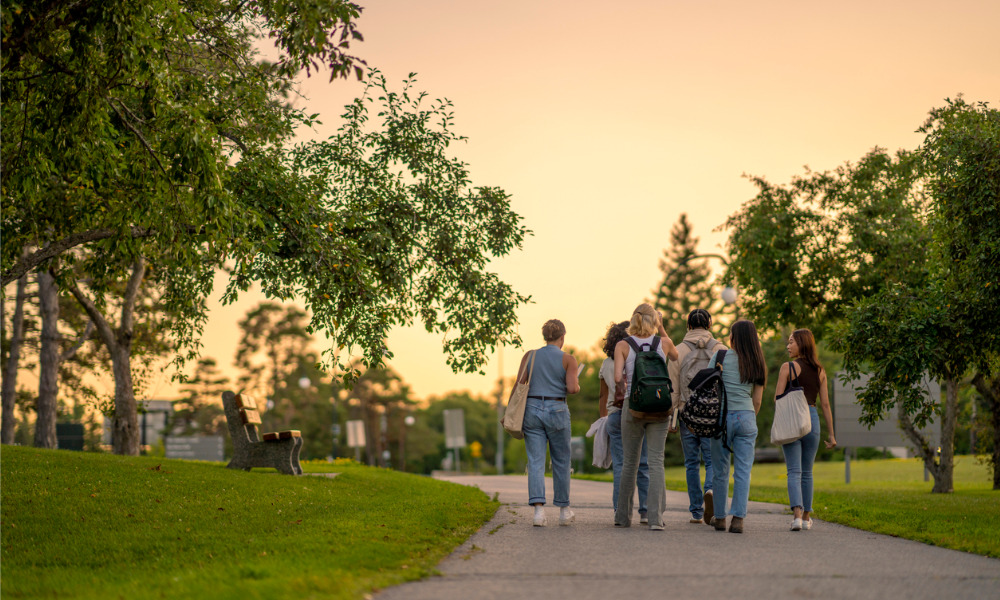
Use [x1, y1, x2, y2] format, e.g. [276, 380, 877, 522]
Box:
[599, 357, 620, 414]
[527, 344, 568, 398]
[792, 358, 822, 406]
[709, 349, 755, 412]
[623, 335, 667, 398]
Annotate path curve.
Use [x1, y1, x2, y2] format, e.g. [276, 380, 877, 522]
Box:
[377, 475, 999, 600]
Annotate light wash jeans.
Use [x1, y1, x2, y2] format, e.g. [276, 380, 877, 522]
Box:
[782, 406, 820, 512]
[680, 422, 713, 519]
[523, 397, 572, 506]
[607, 410, 649, 515]
[710, 410, 758, 520]
[615, 410, 668, 527]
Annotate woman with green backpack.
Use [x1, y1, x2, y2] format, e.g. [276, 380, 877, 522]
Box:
[708, 319, 767, 534]
[613, 303, 678, 530]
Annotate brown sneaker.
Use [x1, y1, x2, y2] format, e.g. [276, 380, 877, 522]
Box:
[703, 490, 714, 525]
[712, 516, 727, 531]
[729, 517, 744, 534]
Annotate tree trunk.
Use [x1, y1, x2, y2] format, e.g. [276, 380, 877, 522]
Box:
[934, 377, 958, 493]
[972, 372, 1000, 491]
[110, 344, 140, 455]
[34, 270, 60, 449]
[898, 376, 958, 493]
[66, 257, 145, 456]
[1, 272, 28, 444]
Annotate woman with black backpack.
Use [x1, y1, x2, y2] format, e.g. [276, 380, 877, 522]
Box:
[613, 303, 678, 531]
[708, 319, 767, 534]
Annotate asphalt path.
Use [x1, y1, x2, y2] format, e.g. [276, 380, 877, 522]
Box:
[377, 474, 999, 600]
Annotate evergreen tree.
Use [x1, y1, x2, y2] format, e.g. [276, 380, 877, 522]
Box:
[652, 214, 733, 341]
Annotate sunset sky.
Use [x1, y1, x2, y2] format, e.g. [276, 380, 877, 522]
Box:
[143, 0, 1000, 403]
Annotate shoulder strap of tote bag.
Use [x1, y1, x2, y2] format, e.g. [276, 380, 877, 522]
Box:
[787, 360, 801, 387]
[520, 350, 537, 385]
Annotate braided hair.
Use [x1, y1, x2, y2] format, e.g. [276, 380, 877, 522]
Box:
[687, 309, 712, 330]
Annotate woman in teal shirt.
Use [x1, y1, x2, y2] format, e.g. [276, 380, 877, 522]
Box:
[709, 319, 767, 534]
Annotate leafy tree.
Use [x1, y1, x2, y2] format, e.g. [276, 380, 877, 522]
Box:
[234, 302, 312, 405]
[1, 271, 29, 444]
[723, 149, 929, 337]
[2, 0, 528, 455]
[653, 214, 736, 340]
[840, 98, 1000, 490]
[173, 357, 229, 436]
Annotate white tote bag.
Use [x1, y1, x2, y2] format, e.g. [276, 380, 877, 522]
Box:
[501, 351, 536, 440]
[770, 362, 812, 445]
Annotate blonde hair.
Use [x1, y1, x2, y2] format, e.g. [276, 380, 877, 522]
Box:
[542, 319, 566, 342]
[627, 304, 659, 337]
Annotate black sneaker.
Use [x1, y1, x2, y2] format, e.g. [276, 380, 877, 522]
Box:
[703, 490, 714, 525]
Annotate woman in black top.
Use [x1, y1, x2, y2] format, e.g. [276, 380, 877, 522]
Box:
[774, 329, 836, 531]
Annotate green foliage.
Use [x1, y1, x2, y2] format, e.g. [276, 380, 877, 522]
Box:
[723, 149, 929, 337]
[1, 446, 498, 599]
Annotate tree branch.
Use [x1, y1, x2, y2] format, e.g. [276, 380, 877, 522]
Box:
[66, 281, 117, 353]
[120, 257, 146, 337]
[2, 226, 154, 286]
[59, 320, 95, 364]
[898, 403, 937, 476]
[106, 98, 175, 195]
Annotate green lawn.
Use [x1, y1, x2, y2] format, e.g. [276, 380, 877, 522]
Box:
[1, 447, 498, 599]
[578, 457, 999, 558]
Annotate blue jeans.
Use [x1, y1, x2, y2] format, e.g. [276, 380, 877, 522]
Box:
[607, 410, 648, 515]
[710, 410, 758, 520]
[680, 423, 713, 519]
[523, 398, 572, 506]
[782, 406, 820, 512]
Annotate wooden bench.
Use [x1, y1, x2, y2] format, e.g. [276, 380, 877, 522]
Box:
[222, 391, 303, 475]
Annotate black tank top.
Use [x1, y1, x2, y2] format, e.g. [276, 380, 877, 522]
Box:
[792, 359, 822, 406]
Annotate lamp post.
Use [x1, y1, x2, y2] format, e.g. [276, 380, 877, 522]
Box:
[669, 253, 739, 322]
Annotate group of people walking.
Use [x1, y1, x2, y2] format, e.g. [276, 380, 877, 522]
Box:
[515, 303, 836, 532]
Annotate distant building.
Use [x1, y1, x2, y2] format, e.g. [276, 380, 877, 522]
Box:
[102, 399, 174, 449]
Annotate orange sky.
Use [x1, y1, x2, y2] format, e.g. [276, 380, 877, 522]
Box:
[141, 0, 1000, 402]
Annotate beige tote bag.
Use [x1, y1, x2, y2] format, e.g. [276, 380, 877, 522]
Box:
[771, 361, 812, 445]
[501, 351, 536, 440]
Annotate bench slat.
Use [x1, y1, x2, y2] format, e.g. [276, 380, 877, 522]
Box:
[240, 408, 262, 425]
[235, 394, 257, 410]
[263, 430, 301, 441]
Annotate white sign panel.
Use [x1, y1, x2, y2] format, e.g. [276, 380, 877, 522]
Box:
[833, 372, 939, 449]
[443, 409, 466, 449]
[346, 419, 366, 448]
[165, 435, 224, 461]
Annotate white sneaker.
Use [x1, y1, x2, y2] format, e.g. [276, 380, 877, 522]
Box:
[649, 524, 664, 531]
[533, 507, 547, 527]
[803, 518, 813, 530]
[790, 517, 802, 531]
[559, 508, 575, 526]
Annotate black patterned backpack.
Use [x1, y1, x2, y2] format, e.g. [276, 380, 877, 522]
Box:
[679, 349, 731, 451]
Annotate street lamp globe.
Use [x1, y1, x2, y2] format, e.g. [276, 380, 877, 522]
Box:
[298, 376, 311, 389]
[721, 286, 738, 305]
[404, 415, 416, 426]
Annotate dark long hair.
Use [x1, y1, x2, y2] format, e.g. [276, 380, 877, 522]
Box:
[602, 321, 630, 358]
[792, 328, 823, 374]
[730, 320, 767, 386]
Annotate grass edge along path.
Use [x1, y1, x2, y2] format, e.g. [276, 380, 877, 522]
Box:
[577, 457, 999, 559]
[1, 447, 498, 600]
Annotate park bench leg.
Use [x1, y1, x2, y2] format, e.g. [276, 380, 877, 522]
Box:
[292, 437, 303, 475]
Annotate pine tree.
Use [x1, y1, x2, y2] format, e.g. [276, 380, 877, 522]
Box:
[652, 214, 734, 341]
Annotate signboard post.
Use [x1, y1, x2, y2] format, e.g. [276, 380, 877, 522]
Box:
[346, 419, 366, 463]
[443, 409, 466, 472]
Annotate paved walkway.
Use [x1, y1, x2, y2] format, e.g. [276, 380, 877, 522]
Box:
[378, 475, 999, 600]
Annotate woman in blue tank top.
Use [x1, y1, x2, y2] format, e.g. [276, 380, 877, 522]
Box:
[515, 319, 581, 527]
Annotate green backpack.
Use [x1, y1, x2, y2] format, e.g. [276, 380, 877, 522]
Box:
[625, 336, 673, 415]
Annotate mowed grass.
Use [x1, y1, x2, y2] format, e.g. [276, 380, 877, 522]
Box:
[578, 457, 1000, 558]
[1, 446, 498, 600]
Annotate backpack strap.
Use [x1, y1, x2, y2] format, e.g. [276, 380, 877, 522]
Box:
[650, 336, 660, 352]
[624, 337, 641, 353]
[712, 348, 728, 370]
